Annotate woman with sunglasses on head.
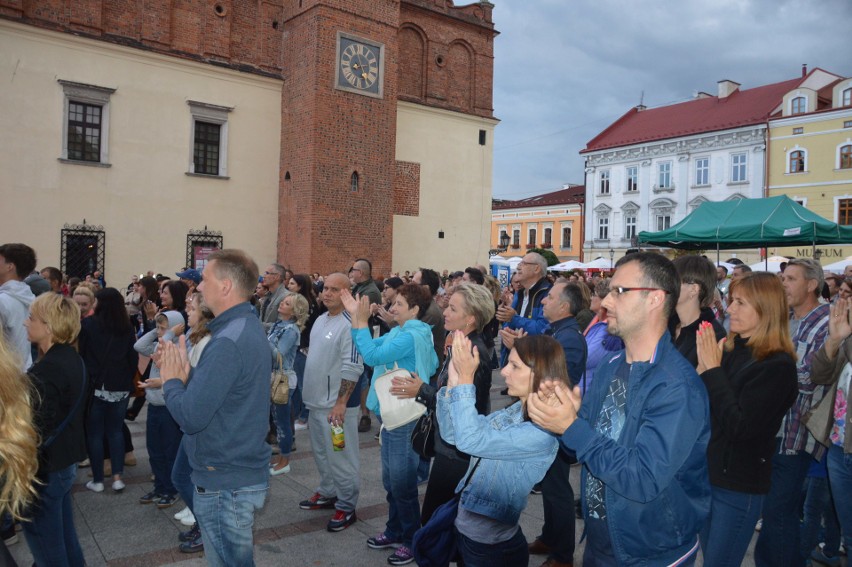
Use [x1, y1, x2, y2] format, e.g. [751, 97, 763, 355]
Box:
[695, 272, 798, 566]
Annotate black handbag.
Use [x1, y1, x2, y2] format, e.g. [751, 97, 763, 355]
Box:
[411, 408, 436, 459]
[412, 458, 480, 567]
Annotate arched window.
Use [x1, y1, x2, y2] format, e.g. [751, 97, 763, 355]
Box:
[790, 150, 805, 173]
[791, 96, 806, 114]
[350, 171, 359, 192]
[841, 145, 852, 169]
[843, 88, 852, 107]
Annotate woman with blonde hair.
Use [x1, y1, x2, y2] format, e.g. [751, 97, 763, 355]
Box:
[267, 293, 310, 476]
[71, 285, 95, 319]
[0, 333, 39, 562]
[695, 271, 798, 566]
[22, 293, 88, 566]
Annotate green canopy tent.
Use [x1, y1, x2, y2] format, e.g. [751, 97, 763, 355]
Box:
[638, 195, 852, 265]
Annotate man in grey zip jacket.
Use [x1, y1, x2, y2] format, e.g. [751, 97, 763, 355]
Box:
[0, 243, 37, 371]
[300, 272, 364, 532]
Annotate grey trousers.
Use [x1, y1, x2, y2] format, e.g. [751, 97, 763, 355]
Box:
[308, 406, 360, 512]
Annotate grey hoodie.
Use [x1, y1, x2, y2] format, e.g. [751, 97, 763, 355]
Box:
[0, 280, 35, 370]
[134, 310, 184, 405]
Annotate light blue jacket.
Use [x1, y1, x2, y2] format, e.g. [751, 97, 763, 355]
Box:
[352, 319, 438, 416]
[268, 319, 299, 378]
[437, 384, 557, 525]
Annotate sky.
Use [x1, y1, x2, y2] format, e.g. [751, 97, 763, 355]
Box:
[490, 0, 852, 199]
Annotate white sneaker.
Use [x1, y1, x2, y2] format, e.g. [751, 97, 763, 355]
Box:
[180, 511, 196, 526]
[174, 506, 191, 520]
[112, 479, 125, 492]
[86, 481, 104, 493]
[294, 420, 308, 431]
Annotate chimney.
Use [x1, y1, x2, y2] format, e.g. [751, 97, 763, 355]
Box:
[717, 80, 741, 99]
[802, 63, 808, 77]
[635, 104, 646, 111]
[694, 91, 712, 99]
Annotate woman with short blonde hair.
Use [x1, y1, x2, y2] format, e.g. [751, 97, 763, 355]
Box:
[21, 293, 88, 566]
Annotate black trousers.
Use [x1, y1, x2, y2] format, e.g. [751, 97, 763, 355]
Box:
[538, 449, 576, 563]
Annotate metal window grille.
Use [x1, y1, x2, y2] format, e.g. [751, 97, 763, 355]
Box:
[185, 228, 223, 270]
[60, 223, 105, 279]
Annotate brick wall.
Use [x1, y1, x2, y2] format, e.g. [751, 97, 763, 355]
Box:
[394, 161, 420, 217]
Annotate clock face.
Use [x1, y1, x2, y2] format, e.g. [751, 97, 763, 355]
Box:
[336, 34, 383, 97]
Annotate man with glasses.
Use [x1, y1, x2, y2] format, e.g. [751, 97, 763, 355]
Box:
[497, 253, 552, 352]
[349, 259, 381, 432]
[528, 252, 710, 566]
[259, 263, 287, 332]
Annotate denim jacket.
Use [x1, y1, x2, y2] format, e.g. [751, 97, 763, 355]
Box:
[437, 384, 557, 525]
[561, 332, 711, 566]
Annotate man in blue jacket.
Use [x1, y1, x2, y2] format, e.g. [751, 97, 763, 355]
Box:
[160, 249, 271, 567]
[529, 252, 710, 566]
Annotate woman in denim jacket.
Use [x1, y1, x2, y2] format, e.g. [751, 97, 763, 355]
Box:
[438, 332, 566, 566]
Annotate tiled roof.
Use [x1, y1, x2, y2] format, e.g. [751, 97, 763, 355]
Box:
[493, 184, 585, 210]
[582, 77, 805, 153]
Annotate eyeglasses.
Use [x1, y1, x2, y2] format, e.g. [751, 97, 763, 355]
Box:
[519, 261, 538, 267]
[608, 286, 670, 298]
[263, 271, 280, 277]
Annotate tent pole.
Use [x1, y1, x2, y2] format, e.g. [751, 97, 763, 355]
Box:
[716, 243, 720, 264]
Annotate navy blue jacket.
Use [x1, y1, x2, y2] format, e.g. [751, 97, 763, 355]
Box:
[164, 302, 271, 491]
[545, 315, 587, 387]
[561, 331, 711, 566]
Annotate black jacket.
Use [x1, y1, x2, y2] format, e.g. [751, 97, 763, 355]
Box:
[30, 343, 88, 475]
[78, 317, 138, 392]
[416, 332, 491, 463]
[670, 307, 726, 368]
[700, 336, 797, 493]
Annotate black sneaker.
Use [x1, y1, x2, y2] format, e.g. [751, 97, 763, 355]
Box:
[299, 492, 337, 510]
[358, 415, 371, 432]
[530, 483, 542, 495]
[179, 532, 203, 553]
[156, 494, 179, 509]
[327, 509, 356, 532]
[139, 490, 161, 505]
[179, 523, 201, 543]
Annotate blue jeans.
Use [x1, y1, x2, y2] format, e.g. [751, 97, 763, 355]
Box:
[381, 421, 420, 546]
[700, 486, 764, 567]
[193, 482, 268, 567]
[827, 444, 852, 554]
[22, 464, 84, 567]
[272, 397, 293, 456]
[800, 475, 840, 558]
[292, 350, 309, 422]
[754, 444, 813, 567]
[172, 438, 195, 513]
[86, 396, 130, 482]
[147, 404, 182, 497]
[456, 526, 528, 567]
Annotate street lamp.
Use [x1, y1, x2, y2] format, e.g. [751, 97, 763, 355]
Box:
[609, 248, 615, 270]
[489, 232, 512, 256]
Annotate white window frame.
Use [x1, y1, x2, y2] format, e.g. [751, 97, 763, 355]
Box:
[624, 213, 637, 240]
[600, 170, 611, 195]
[844, 88, 852, 107]
[785, 145, 808, 174]
[694, 157, 710, 187]
[730, 152, 748, 183]
[527, 224, 538, 247]
[790, 95, 807, 114]
[657, 161, 672, 189]
[625, 165, 638, 192]
[836, 140, 852, 170]
[58, 80, 115, 165]
[561, 223, 573, 249]
[187, 100, 233, 177]
[597, 217, 609, 240]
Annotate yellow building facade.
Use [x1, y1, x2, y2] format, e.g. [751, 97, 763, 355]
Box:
[490, 185, 585, 261]
[769, 76, 852, 264]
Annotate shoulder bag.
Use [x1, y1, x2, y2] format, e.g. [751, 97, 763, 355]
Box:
[412, 458, 481, 567]
[271, 350, 290, 405]
[374, 365, 426, 430]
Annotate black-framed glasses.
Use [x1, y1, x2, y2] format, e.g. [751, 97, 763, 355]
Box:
[608, 286, 670, 298]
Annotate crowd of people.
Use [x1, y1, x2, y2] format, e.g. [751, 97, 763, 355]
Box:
[0, 240, 850, 566]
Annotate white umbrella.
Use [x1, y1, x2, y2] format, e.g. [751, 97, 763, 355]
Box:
[582, 257, 615, 271]
[549, 260, 585, 272]
[824, 255, 852, 273]
[749, 257, 788, 273]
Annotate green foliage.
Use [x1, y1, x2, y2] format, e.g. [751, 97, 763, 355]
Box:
[529, 248, 559, 266]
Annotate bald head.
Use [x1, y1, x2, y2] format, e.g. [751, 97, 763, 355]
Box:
[322, 272, 351, 315]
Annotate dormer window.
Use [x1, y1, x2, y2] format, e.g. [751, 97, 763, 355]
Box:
[843, 88, 852, 107]
[791, 96, 806, 115]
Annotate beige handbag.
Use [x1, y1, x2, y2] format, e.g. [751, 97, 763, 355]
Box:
[271, 351, 290, 405]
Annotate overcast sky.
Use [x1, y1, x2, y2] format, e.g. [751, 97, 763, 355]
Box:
[490, 0, 852, 199]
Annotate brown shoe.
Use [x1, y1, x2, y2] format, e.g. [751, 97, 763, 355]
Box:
[540, 559, 573, 567]
[528, 539, 553, 555]
[124, 452, 137, 466]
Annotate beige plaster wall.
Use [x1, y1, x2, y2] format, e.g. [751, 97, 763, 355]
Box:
[394, 101, 497, 274]
[0, 20, 282, 283]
